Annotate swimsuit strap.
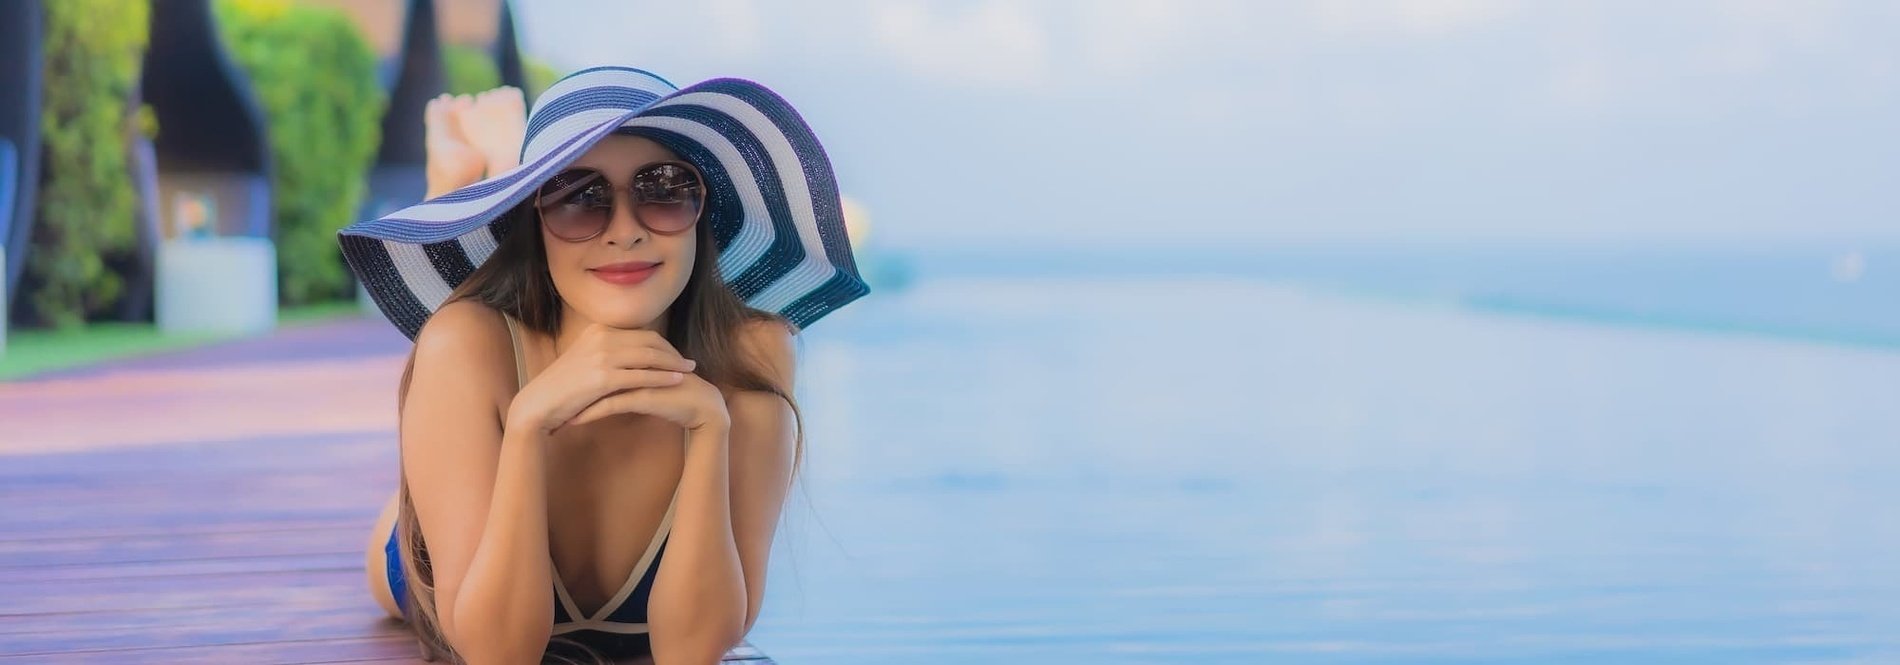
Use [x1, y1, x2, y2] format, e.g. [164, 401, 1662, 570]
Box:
[501, 313, 528, 389]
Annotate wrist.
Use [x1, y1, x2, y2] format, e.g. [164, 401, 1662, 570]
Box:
[686, 418, 729, 443]
[503, 409, 553, 443]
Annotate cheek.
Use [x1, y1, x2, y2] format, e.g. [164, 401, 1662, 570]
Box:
[540, 237, 588, 286]
[669, 233, 697, 269]
[655, 233, 695, 279]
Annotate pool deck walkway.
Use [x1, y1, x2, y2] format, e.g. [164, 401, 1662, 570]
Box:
[0, 315, 774, 664]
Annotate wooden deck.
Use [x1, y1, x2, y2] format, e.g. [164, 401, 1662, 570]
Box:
[0, 316, 774, 664]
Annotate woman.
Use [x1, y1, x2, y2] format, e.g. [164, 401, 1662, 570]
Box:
[342, 67, 871, 664]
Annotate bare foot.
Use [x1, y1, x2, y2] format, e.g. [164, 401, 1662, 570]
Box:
[424, 93, 486, 199]
[458, 86, 528, 176]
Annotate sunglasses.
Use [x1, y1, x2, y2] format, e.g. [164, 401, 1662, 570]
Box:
[533, 160, 708, 242]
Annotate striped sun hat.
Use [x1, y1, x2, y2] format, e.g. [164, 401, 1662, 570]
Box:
[337, 66, 871, 341]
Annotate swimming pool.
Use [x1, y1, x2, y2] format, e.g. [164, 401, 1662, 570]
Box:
[748, 268, 1900, 664]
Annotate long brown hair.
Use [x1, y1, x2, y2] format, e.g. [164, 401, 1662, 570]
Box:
[389, 199, 806, 663]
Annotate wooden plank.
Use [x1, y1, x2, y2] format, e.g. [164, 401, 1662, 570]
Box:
[0, 509, 381, 537]
[3, 583, 774, 662]
[0, 550, 360, 583]
[0, 584, 376, 632]
[0, 603, 410, 653]
[0, 634, 416, 664]
[0, 525, 363, 566]
[0, 568, 364, 615]
[0, 637, 773, 664]
[0, 317, 778, 663]
[0, 518, 363, 541]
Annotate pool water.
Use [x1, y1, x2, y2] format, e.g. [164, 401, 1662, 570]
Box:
[747, 270, 1900, 664]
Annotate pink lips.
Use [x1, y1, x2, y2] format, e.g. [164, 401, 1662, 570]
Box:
[589, 261, 660, 286]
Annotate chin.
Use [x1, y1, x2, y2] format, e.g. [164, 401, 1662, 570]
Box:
[576, 302, 666, 329]
[555, 266, 689, 330]
[577, 289, 683, 330]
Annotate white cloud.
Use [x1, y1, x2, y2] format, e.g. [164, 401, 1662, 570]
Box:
[1068, 0, 1196, 74]
[1547, 56, 1614, 112]
[1312, 0, 1519, 37]
[515, 0, 1900, 243]
[703, 0, 766, 60]
[514, 0, 767, 74]
[1692, 0, 1841, 76]
[869, 0, 1053, 89]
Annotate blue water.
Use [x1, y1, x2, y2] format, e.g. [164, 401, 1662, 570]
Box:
[747, 245, 1900, 663]
[895, 243, 1900, 350]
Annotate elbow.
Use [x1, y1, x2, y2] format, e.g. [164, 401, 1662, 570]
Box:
[455, 629, 553, 665]
[741, 600, 763, 642]
[658, 621, 745, 665]
[444, 602, 554, 665]
[662, 644, 734, 665]
[651, 586, 749, 664]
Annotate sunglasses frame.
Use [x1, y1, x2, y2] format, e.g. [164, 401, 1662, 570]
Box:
[532, 159, 709, 242]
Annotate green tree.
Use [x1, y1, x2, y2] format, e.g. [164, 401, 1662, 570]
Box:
[216, 0, 384, 305]
[28, 0, 151, 329]
[524, 57, 560, 100]
[444, 43, 501, 95]
[450, 46, 560, 100]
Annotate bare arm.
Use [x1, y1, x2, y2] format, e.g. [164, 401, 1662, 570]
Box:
[649, 424, 743, 665]
[401, 302, 554, 664]
[650, 320, 800, 662]
[447, 426, 555, 663]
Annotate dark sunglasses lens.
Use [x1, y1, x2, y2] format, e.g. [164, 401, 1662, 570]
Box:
[632, 164, 703, 233]
[539, 171, 611, 240]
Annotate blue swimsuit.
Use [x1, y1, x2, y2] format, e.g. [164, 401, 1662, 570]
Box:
[384, 312, 683, 658]
[383, 493, 680, 657]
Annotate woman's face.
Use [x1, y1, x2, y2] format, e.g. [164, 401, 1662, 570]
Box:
[538, 134, 700, 331]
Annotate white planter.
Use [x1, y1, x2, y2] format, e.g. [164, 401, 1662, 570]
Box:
[155, 237, 277, 335]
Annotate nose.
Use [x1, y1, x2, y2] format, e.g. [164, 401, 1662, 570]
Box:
[602, 189, 649, 246]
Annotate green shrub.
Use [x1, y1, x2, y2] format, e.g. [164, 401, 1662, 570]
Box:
[525, 57, 560, 100]
[216, 0, 385, 305]
[449, 45, 559, 100]
[444, 43, 500, 95]
[27, 0, 151, 329]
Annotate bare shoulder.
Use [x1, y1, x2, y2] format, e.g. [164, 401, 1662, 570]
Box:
[726, 318, 800, 461]
[408, 299, 517, 413]
[733, 317, 798, 395]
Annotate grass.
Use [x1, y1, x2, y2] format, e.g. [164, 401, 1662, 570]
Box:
[0, 298, 370, 380]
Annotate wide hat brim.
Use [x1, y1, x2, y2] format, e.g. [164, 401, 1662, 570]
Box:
[337, 68, 870, 341]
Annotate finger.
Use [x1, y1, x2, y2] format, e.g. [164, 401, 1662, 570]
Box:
[596, 326, 687, 358]
[616, 344, 695, 373]
[594, 367, 686, 394]
[579, 322, 688, 361]
[572, 346, 692, 377]
[603, 345, 696, 373]
[563, 389, 659, 429]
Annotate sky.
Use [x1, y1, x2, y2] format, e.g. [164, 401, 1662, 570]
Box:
[515, 0, 1900, 251]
